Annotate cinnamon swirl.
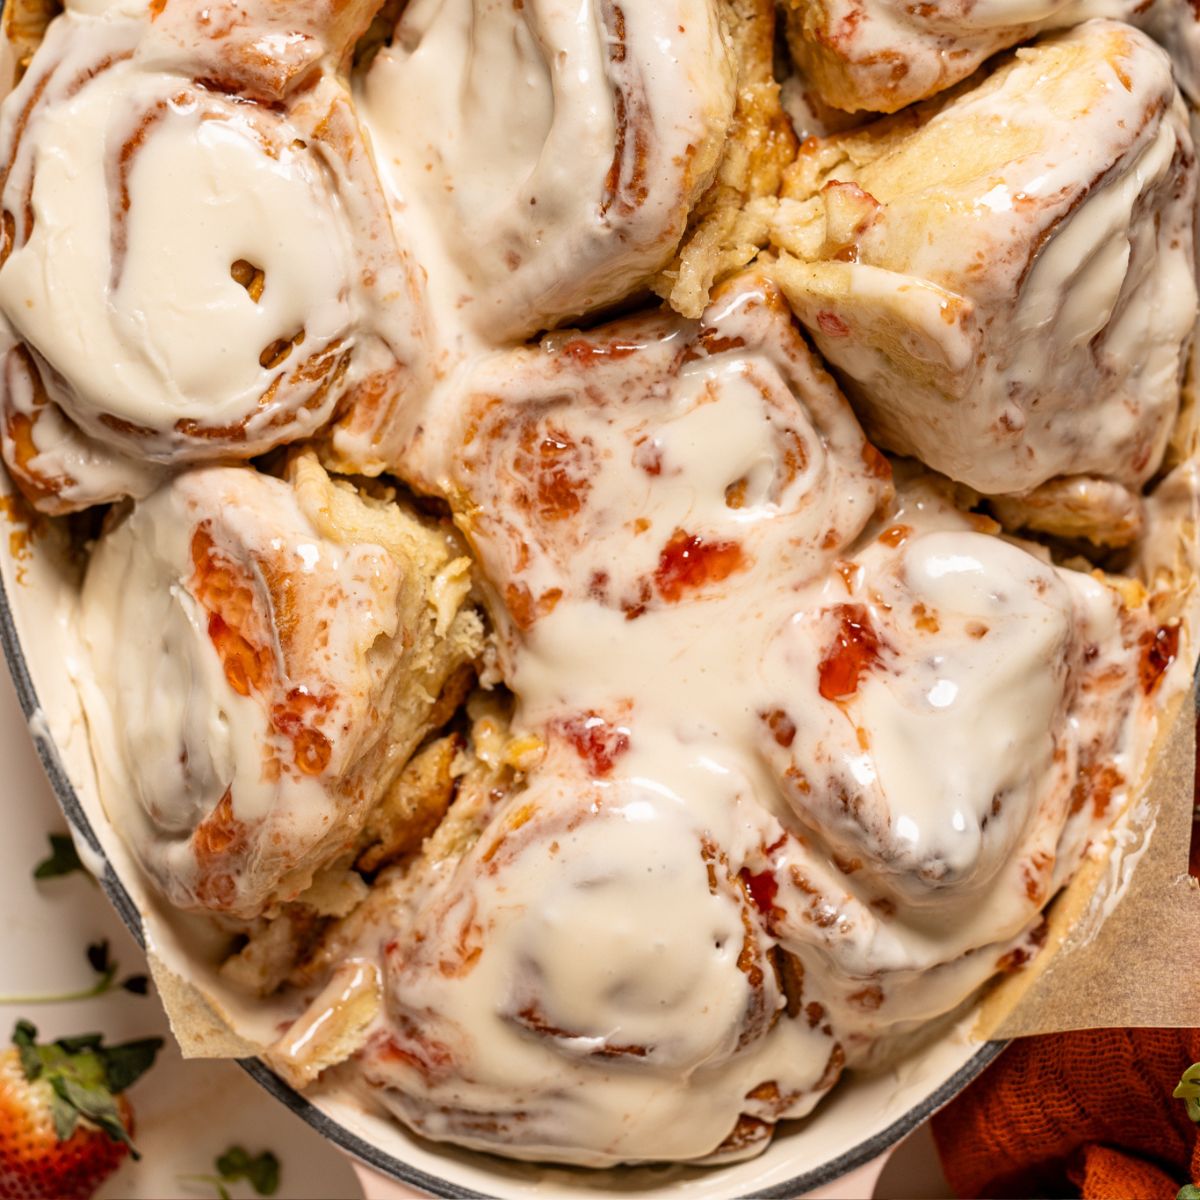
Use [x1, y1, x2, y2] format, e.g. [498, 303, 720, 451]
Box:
[77, 452, 482, 919]
[359, 0, 737, 342]
[0, 2, 424, 512]
[770, 20, 1197, 541]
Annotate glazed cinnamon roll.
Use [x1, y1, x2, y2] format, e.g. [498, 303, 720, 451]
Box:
[359, 0, 737, 341]
[770, 21, 1197, 541]
[0, 1, 424, 512]
[77, 453, 482, 920]
[359, 747, 845, 1166]
[752, 469, 1154, 1041]
[439, 273, 893, 638]
[782, 0, 1200, 114]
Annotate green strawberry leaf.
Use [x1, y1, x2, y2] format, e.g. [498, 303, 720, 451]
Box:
[216, 1146, 281, 1196]
[1174, 1062, 1200, 1123]
[12, 1019, 40, 1079]
[52, 1075, 134, 1154]
[8, 1020, 163, 1157]
[101, 1038, 164, 1093]
[33, 833, 85, 881]
[47, 1088, 79, 1142]
[54, 1033, 105, 1055]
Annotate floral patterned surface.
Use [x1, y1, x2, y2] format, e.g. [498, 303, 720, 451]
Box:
[0, 665, 362, 1200]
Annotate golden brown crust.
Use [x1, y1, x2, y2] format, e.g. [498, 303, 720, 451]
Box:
[1, 0, 60, 86]
[652, 0, 798, 318]
[355, 732, 463, 874]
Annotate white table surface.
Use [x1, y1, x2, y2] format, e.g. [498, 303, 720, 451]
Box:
[0, 663, 955, 1200]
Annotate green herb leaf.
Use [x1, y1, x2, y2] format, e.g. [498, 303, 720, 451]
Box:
[33, 833, 85, 881]
[0, 943, 120, 1006]
[1174, 1063, 1200, 1123]
[1176, 1186, 1200, 1200]
[85, 942, 110, 976]
[121, 975, 150, 996]
[216, 1146, 281, 1196]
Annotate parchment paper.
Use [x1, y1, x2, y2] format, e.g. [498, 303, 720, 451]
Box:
[983, 683, 1199, 1038]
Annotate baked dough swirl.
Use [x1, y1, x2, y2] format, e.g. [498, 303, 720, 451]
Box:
[78, 452, 481, 920]
[770, 21, 1197, 540]
[360, 0, 737, 341]
[0, 1, 424, 512]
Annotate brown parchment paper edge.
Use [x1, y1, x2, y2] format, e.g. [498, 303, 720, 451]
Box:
[978, 679, 1198, 1040]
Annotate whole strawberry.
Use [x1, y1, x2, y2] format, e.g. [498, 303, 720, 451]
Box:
[0, 1020, 162, 1200]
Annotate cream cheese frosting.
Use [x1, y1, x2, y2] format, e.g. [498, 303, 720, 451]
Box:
[355, 278, 1165, 1163]
[0, 0, 427, 511]
[360, 0, 737, 342]
[78, 453, 481, 919]
[770, 21, 1198, 507]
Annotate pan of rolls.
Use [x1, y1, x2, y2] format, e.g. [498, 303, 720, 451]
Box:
[0, 0, 1197, 1195]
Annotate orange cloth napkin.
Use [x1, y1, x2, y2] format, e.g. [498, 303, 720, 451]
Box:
[932, 723, 1200, 1199]
[931, 1028, 1200, 1198]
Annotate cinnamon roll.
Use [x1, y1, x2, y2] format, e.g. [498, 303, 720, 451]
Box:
[770, 21, 1197, 540]
[438, 273, 892, 638]
[359, 0, 737, 341]
[0, 2, 424, 512]
[754, 470, 1150, 1040]
[359, 746, 845, 1166]
[77, 453, 482, 919]
[782, 0, 1200, 114]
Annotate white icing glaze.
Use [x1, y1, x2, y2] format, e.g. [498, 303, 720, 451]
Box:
[360, 0, 736, 341]
[78, 455, 478, 919]
[773, 20, 1198, 496]
[0, 2, 427, 511]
